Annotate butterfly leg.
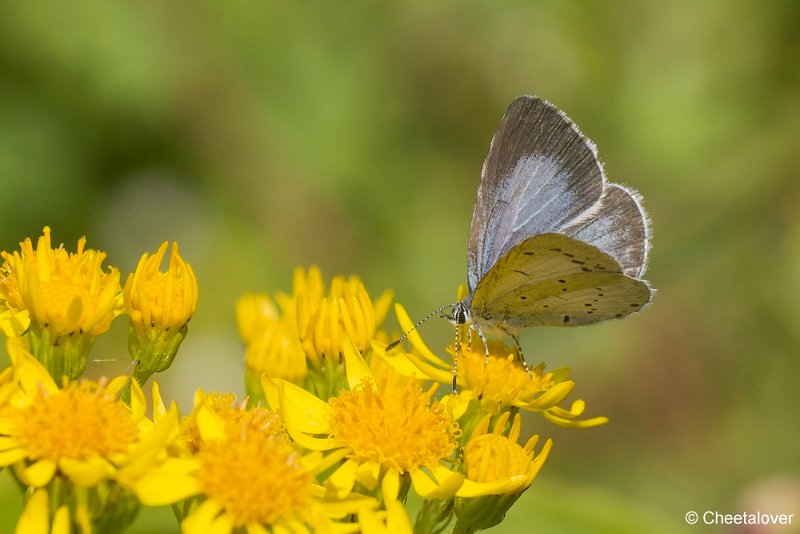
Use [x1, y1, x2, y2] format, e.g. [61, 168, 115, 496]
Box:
[471, 324, 491, 367]
[510, 333, 532, 375]
[451, 328, 461, 392]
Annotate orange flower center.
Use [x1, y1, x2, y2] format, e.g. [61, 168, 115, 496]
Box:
[328, 375, 459, 473]
[12, 382, 138, 461]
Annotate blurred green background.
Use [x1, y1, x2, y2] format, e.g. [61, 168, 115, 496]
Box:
[1, 1, 799, 532]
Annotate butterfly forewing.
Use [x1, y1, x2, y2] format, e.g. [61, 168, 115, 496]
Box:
[470, 234, 651, 328]
[468, 96, 605, 292]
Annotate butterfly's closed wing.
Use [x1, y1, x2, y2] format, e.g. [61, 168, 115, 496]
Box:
[469, 233, 651, 329]
[468, 97, 606, 292]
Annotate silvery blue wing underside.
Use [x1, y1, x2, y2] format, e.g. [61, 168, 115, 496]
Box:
[467, 96, 651, 294]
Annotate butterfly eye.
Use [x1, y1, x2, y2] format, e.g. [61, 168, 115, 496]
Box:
[455, 304, 468, 324]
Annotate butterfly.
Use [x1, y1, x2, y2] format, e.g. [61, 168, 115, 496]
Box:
[390, 96, 653, 387]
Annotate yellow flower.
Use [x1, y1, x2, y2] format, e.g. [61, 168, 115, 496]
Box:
[263, 338, 467, 503]
[237, 266, 392, 399]
[294, 266, 393, 367]
[187, 431, 315, 531]
[236, 293, 307, 392]
[0, 227, 123, 379]
[0, 338, 180, 532]
[460, 412, 552, 497]
[382, 304, 609, 428]
[124, 241, 197, 334]
[180, 390, 285, 454]
[451, 413, 553, 533]
[123, 241, 198, 384]
[131, 390, 373, 533]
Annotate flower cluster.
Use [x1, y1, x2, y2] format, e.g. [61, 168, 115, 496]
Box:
[0, 228, 609, 533]
[237, 267, 608, 532]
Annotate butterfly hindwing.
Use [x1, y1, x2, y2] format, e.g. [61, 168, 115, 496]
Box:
[563, 183, 651, 278]
[470, 233, 651, 328]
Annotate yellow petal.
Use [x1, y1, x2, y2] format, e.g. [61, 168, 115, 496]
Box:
[284, 422, 338, 452]
[386, 500, 412, 533]
[0, 309, 30, 337]
[355, 460, 381, 491]
[0, 447, 29, 466]
[23, 267, 46, 326]
[393, 304, 450, 368]
[246, 523, 269, 534]
[519, 380, 575, 409]
[381, 468, 400, 502]
[128, 379, 147, 421]
[317, 493, 377, 516]
[196, 403, 226, 443]
[151, 381, 168, 419]
[542, 410, 608, 428]
[529, 438, 553, 480]
[209, 512, 233, 534]
[410, 465, 464, 498]
[73, 505, 91, 534]
[7, 339, 57, 394]
[182, 499, 223, 534]
[456, 477, 517, 497]
[304, 448, 343, 477]
[15, 488, 49, 534]
[128, 458, 201, 506]
[343, 338, 373, 390]
[441, 393, 472, 420]
[261, 375, 331, 434]
[104, 376, 129, 398]
[65, 295, 83, 333]
[326, 458, 357, 499]
[60, 457, 113, 487]
[22, 459, 57, 487]
[0, 436, 21, 450]
[371, 341, 428, 377]
[356, 506, 384, 534]
[52, 506, 71, 534]
[118, 404, 180, 479]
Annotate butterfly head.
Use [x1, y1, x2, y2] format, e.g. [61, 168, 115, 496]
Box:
[445, 301, 472, 326]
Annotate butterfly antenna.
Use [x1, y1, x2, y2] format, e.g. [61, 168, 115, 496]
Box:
[386, 303, 455, 351]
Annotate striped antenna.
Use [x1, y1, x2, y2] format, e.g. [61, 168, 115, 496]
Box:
[385, 303, 455, 351]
